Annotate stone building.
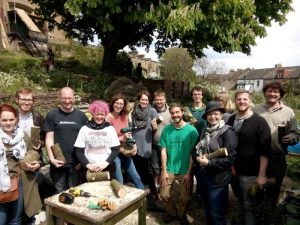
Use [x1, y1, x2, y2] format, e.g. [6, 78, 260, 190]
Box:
[128, 51, 160, 79]
[0, 0, 67, 56]
[1, 1, 161, 77]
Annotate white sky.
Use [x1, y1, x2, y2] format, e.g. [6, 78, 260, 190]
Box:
[129, 0, 300, 71]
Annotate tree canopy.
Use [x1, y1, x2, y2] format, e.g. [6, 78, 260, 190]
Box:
[30, 0, 293, 75]
[160, 47, 195, 82]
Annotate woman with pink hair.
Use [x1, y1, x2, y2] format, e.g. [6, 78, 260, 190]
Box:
[74, 101, 120, 180]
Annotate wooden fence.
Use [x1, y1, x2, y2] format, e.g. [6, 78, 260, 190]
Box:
[142, 79, 190, 98]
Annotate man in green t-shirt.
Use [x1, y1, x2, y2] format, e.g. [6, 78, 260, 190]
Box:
[160, 103, 198, 225]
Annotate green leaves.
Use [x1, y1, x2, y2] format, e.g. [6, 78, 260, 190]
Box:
[102, 21, 113, 32]
[160, 47, 196, 81]
[65, 0, 83, 15]
[65, 0, 123, 15]
[32, 0, 293, 73]
[164, 4, 204, 36]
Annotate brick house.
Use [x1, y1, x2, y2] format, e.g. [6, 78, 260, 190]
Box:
[237, 64, 300, 92]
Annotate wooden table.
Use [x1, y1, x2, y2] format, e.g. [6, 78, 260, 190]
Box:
[44, 181, 147, 225]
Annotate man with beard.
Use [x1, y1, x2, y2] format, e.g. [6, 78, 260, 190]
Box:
[253, 82, 299, 208]
[159, 103, 198, 225]
[227, 90, 271, 225]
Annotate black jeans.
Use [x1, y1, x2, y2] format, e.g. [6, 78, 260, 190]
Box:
[50, 163, 79, 194]
[151, 144, 162, 176]
[266, 154, 287, 208]
[133, 154, 157, 195]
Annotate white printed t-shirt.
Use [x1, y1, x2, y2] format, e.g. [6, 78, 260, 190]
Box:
[74, 125, 120, 164]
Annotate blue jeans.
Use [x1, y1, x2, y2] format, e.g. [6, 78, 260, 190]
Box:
[195, 167, 228, 225]
[0, 180, 23, 225]
[114, 155, 144, 189]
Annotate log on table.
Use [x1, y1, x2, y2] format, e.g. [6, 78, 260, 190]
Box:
[86, 171, 110, 182]
[110, 179, 126, 198]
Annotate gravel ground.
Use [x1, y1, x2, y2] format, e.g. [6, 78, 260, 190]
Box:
[115, 192, 207, 225]
[114, 184, 222, 225]
[37, 176, 298, 225]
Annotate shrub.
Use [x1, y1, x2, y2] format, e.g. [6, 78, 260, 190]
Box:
[285, 95, 300, 111]
[252, 92, 264, 105]
[84, 72, 110, 98]
[0, 70, 43, 95]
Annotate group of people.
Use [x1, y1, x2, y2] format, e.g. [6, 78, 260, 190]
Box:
[0, 88, 45, 225]
[0, 81, 299, 225]
[188, 83, 299, 225]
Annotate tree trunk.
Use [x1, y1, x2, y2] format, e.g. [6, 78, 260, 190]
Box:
[101, 44, 119, 75]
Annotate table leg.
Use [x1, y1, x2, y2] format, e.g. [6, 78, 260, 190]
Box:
[138, 197, 146, 225]
[46, 205, 55, 225]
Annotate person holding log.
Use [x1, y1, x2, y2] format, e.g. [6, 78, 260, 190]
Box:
[0, 104, 42, 225]
[227, 90, 271, 225]
[74, 100, 120, 182]
[15, 88, 45, 151]
[192, 101, 237, 225]
[15, 88, 51, 204]
[43, 87, 88, 194]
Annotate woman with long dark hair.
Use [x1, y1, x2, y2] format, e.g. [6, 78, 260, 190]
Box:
[106, 93, 144, 189]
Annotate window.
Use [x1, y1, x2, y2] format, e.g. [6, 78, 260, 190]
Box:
[277, 70, 284, 78]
